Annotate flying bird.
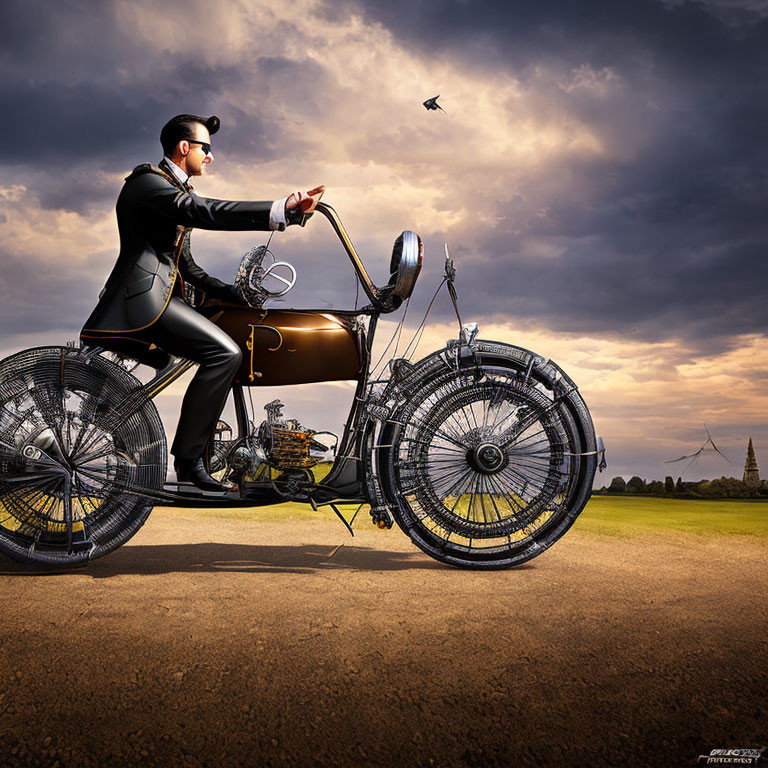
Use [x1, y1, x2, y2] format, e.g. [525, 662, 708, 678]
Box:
[423, 95, 446, 113]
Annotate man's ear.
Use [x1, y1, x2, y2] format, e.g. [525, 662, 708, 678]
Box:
[178, 140, 190, 157]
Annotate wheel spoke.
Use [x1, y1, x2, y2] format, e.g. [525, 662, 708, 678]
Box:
[63, 481, 74, 554]
[485, 476, 505, 522]
[435, 464, 474, 496]
[400, 435, 464, 453]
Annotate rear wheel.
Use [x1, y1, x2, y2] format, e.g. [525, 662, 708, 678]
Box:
[0, 347, 166, 567]
[381, 352, 596, 569]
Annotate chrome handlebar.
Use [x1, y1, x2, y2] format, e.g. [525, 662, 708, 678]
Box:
[314, 202, 388, 311]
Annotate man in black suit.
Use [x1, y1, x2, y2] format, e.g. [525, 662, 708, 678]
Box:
[81, 113, 323, 493]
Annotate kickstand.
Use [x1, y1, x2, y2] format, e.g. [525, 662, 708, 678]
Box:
[329, 502, 355, 537]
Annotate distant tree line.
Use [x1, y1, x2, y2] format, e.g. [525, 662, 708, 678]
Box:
[594, 475, 768, 499]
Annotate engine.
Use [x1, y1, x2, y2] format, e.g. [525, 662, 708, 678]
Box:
[260, 399, 321, 470]
[208, 400, 337, 483]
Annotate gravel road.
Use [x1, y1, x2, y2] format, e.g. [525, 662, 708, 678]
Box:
[1, 508, 766, 768]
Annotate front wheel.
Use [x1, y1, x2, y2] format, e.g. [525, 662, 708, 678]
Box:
[380, 349, 596, 569]
[0, 347, 166, 567]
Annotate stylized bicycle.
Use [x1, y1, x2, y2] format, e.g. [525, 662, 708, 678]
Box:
[0, 203, 604, 569]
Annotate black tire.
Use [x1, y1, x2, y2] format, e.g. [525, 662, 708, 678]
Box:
[0, 346, 166, 567]
[379, 342, 596, 569]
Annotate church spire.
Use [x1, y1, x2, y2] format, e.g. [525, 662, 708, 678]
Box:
[743, 438, 760, 486]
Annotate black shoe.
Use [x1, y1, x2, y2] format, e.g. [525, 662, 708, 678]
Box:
[173, 457, 236, 494]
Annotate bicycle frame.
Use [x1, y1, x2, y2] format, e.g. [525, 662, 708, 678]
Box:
[102, 202, 387, 509]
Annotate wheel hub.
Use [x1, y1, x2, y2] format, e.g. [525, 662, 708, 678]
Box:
[466, 441, 508, 475]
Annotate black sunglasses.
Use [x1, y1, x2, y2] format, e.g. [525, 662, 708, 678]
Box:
[187, 139, 211, 155]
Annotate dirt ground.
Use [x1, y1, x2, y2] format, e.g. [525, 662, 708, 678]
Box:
[0, 508, 766, 768]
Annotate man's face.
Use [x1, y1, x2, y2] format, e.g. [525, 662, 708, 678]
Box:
[181, 123, 213, 177]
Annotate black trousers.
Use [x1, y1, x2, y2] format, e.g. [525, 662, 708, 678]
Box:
[145, 297, 242, 461]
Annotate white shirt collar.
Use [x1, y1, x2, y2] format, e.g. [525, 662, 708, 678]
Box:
[163, 156, 189, 185]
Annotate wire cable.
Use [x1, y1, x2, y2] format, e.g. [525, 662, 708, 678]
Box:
[402, 276, 447, 360]
[370, 303, 410, 378]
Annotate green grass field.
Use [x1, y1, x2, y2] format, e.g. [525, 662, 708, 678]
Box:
[188, 494, 768, 539]
[575, 495, 768, 539]
[193, 500, 361, 523]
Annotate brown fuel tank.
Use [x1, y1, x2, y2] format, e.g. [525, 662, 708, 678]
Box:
[205, 308, 362, 386]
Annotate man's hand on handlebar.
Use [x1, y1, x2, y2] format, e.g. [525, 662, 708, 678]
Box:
[285, 185, 325, 227]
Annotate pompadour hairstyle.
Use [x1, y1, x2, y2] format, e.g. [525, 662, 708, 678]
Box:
[160, 114, 221, 156]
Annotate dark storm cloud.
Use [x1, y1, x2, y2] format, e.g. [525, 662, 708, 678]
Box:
[0, 0, 129, 78]
[348, 0, 768, 77]
[34, 171, 126, 214]
[0, 62, 274, 172]
[0, 244, 106, 334]
[339, 0, 768, 349]
[438, 129, 768, 351]
[471, 109, 768, 345]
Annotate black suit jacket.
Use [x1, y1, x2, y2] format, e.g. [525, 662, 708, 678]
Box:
[81, 159, 275, 340]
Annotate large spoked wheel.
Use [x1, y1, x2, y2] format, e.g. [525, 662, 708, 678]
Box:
[0, 347, 166, 567]
[381, 354, 596, 569]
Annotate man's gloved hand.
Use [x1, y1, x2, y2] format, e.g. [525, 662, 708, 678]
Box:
[285, 185, 325, 227]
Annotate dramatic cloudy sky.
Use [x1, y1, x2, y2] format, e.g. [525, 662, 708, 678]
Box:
[2, 0, 767, 482]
